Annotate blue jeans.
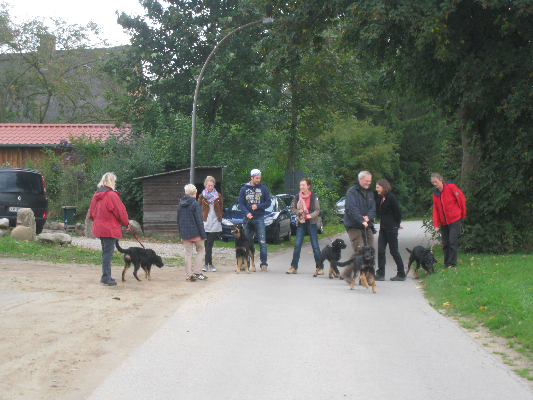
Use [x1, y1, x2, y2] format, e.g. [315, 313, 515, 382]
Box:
[291, 221, 321, 270]
[100, 237, 115, 280]
[244, 217, 267, 266]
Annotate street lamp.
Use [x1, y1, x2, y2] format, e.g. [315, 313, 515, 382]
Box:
[190, 17, 274, 184]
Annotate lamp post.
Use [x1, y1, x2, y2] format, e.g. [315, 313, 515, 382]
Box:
[190, 17, 274, 184]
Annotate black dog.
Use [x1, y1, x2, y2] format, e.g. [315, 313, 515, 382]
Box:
[115, 240, 164, 282]
[349, 245, 377, 293]
[406, 246, 437, 278]
[232, 224, 255, 274]
[315, 238, 349, 279]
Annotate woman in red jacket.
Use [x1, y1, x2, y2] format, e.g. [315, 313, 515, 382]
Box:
[431, 173, 467, 268]
[89, 172, 130, 286]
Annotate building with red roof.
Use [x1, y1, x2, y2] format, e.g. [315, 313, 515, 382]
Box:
[0, 123, 131, 167]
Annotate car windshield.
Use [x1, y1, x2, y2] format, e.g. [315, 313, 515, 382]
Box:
[0, 171, 43, 194]
[230, 198, 277, 212]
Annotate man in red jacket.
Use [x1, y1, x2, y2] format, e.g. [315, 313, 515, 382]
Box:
[431, 172, 467, 268]
[89, 172, 130, 285]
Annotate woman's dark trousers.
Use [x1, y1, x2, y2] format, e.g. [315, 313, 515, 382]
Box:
[204, 232, 218, 266]
[377, 228, 405, 277]
[441, 220, 460, 267]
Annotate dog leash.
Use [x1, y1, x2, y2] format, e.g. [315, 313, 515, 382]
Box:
[127, 226, 146, 249]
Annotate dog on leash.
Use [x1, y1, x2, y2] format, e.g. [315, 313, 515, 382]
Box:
[406, 246, 437, 278]
[232, 224, 255, 274]
[115, 240, 164, 282]
[348, 245, 377, 293]
[315, 238, 349, 278]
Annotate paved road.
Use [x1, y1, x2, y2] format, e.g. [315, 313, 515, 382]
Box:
[89, 221, 533, 400]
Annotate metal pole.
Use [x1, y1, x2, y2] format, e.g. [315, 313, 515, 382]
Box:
[190, 18, 273, 184]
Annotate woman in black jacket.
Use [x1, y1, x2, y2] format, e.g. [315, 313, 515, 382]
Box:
[375, 179, 406, 281]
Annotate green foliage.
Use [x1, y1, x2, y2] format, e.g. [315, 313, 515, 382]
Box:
[423, 248, 533, 355]
[324, 117, 398, 192]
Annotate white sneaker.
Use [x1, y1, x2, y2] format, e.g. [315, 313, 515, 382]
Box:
[208, 265, 216, 272]
[201, 265, 208, 272]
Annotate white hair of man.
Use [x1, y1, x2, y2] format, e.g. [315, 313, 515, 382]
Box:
[97, 172, 117, 189]
[358, 170, 372, 180]
[184, 184, 197, 196]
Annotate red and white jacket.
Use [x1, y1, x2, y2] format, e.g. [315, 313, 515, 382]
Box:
[432, 182, 466, 228]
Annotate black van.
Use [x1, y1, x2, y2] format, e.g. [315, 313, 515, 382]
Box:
[0, 168, 48, 234]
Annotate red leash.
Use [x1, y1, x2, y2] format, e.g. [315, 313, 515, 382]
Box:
[127, 226, 145, 249]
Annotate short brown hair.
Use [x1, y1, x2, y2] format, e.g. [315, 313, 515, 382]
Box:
[300, 178, 312, 187]
[376, 179, 392, 195]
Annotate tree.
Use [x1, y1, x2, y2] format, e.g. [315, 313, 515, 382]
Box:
[0, 4, 121, 123]
[110, 0, 273, 129]
[259, 0, 533, 252]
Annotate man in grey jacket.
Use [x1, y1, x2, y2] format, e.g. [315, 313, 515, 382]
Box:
[342, 171, 376, 282]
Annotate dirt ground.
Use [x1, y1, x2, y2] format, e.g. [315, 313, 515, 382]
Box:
[0, 255, 236, 400]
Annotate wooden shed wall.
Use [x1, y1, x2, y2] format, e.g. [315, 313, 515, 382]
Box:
[0, 147, 60, 167]
[141, 168, 223, 237]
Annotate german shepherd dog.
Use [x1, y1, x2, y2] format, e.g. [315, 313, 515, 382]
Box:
[115, 240, 164, 281]
[406, 246, 437, 278]
[232, 224, 255, 274]
[349, 245, 377, 293]
[316, 238, 349, 279]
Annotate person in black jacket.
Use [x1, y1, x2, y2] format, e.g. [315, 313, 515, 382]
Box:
[177, 184, 208, 281]
[375, 179, 406, 281]
[342, 171, 376, 282]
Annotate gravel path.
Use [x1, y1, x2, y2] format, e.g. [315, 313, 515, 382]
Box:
[70, 236, 236, 260]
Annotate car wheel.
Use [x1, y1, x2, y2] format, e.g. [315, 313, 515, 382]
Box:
[36, 223, 44, 235]
[284, 227, 291, 241]
[222, 237, 229, 242]
[272, 226, 280, 245]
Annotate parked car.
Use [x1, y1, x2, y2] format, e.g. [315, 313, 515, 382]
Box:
[336, 196, 345, 223]
[0, 168, 48, 234]
[276, 193, 324, 234]
[220, 196, 292, 244]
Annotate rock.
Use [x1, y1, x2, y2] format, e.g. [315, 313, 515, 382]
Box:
[16, 208, 36, 235]
[0, 218, 9, 229]
[55, 233, 72, 245]
[58, 222, 64, 231]
[122, 220, 143, 237]
[38, 232, 72, 245]
[0, 229, 9, 237]
[49, 221, 60, 230]
[84, 214, 94, 238]
[11, 225, 35, 241]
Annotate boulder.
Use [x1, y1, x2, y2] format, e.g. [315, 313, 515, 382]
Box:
[16, 208, 36, 235]
[122, 220, 143, 237]
[0, 218, 9, 229]
[49, 221, 60, 231]
[84, 214, 94, 238]
[0, 229, 9, 238]
[38, 232, 72, 245]
[11, 225, 35, 241]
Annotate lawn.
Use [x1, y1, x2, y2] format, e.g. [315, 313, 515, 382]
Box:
[421, 246, 533, 380]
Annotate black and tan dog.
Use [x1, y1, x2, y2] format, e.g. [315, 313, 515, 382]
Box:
[115, 240, 164, 282]
[316, 238, 350, 279]
[232, 224, 255, 274]
[406, 246, 437, 278]
[349, 245, 377, 293]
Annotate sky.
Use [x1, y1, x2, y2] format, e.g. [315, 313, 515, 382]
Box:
[10, 0, 147, 46]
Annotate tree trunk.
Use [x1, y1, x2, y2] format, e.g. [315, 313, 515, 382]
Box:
[286, 68, 299, 170]
[460, 103, 489, 193]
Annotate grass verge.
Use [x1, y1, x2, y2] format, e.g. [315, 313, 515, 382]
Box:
[421, 246, 533, 380]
